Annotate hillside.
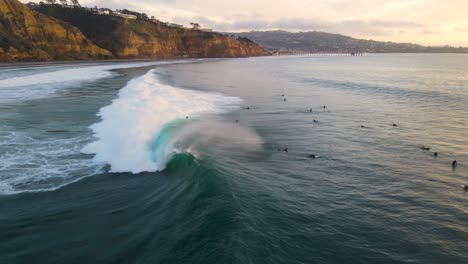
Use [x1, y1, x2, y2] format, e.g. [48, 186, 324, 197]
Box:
[235, 30, 468, 53]
[0, 0, 112, 62]
[32, 5, 270, 59]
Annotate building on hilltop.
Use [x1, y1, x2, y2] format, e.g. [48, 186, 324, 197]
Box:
[98, 8, 111, 15]
[112, 11, 137, 19]
[167, 23, 185, 29]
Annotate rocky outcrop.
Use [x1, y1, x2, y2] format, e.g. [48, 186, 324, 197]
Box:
[34, 5, 270, 59]
[101, 21, 271, 58]
[0, 0, 112, 62]
[0, 1, 269, 62]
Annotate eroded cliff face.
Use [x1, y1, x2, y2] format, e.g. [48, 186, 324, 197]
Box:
[103, 20, 270, 59]
[0, 0, 111, 62]
[34, 6, 271, 59]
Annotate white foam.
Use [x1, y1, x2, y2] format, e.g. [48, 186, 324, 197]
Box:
[0, 182, 15, 195]
[0, 132, 103, 195]
[0, 60, 189, 103]
[82, 69, 242, 173]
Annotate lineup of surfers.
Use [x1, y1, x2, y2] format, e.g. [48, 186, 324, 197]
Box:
[187, 93, 466, 190]
[252, 94, 468, 190]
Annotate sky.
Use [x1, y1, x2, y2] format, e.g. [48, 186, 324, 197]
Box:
[22, 0, 468, 46]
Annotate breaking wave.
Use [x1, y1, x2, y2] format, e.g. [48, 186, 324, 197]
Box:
[82, 69, 262, 173]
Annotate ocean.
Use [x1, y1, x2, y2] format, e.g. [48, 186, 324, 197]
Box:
[0, 54, 467, 263]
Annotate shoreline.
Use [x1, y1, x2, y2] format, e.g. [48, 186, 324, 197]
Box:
[0, 55, 272, 68]
[0, 58, 168, 68]
[2, 53, 467, 68]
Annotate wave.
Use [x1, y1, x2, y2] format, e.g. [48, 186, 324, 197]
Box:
[150, 119, 264, 171]
[0, 60, 190, 103]
[82, 69, 262, 174]
[299, 76, 459, 105]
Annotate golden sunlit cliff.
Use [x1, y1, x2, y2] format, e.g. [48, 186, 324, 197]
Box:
[0, 1, 270, 62]
[34, 4, 270, 59]
[0, 0, 112, 62]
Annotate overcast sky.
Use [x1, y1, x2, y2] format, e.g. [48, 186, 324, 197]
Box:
[23, 0, 468, 46]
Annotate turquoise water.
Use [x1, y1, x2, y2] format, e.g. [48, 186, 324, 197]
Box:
[1, 55, 468, 263]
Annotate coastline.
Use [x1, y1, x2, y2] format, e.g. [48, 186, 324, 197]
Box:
[0, 55, 273, 68]
[0, 58, 166, 69]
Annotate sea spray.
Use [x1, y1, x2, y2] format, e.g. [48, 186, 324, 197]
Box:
[82, 69, 244, 173]
[150, 120, 264, 170]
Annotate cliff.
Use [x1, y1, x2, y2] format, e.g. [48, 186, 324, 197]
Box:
[33, 5, 270, 59]
[0, 0, 112, 62]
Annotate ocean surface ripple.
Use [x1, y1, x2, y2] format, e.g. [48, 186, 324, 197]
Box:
[1, 55, 468, 263]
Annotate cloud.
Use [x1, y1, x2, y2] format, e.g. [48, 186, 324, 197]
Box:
[168, 15, 431, 38]
[19, 0, 468, 45]
[455, 27, 468, 33]
[420, 29, 441, 35]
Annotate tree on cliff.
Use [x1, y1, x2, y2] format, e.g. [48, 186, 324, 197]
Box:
[70, 0, 80, 7]
[26, 2, 37, 8]
[190, 22, 200, 30]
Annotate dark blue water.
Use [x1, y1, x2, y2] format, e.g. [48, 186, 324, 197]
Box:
[1, 55, 468, 263]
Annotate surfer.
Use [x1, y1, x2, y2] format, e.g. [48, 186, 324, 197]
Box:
[313, 120, 319, 123]
[392, 124, 398, 127]
[463, 185, 468, 190]
[283, 148, 289, 152]
[323, 105, 326, 109]
[308, 154, 317, 158]
[452, 160, 458, 168]
[421, 146, 431, 151]
[284, 98, 287, 102]
[433, 152, 438, 157]
[309, 108, 313, 113]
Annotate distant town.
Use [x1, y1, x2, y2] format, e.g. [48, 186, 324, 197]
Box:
[235, 30, 468, 54]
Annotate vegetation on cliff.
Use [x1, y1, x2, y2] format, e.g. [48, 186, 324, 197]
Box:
[31, 4, 270, 59]
[0, 0, 112, 62]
